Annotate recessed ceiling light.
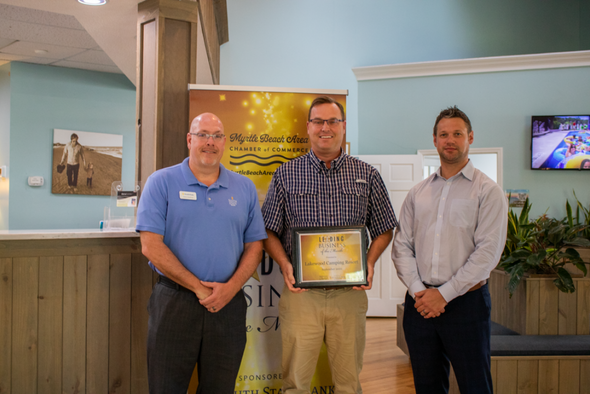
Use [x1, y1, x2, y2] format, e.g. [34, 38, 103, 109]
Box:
[78, 0, 108, 5]
[34, 49, 48, 55]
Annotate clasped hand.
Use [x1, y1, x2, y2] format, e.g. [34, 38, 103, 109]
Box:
[198, 281, 237, 313]
[414, 288, 447, 319]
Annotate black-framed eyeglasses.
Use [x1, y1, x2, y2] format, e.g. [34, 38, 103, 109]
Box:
[309, 118, 343, 127]
[189, 132, 226, 142]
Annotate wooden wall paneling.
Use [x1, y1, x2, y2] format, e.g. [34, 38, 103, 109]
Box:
[490, 270, 526, 334]
[11, 257, 39, 393]
[0, 238, 141, 259]
[211, 0, 228, 44]
[580, 359, 590, 394]
[490, 360, 497, 393]
[539, 280, 558, 335]
[525, 280, 540, 335]
[63, 256, 88, 394]
[197, 0, 220, 84]
[138, 18, 158, 183]
[162, 18, 191, 168]
[510, 274, 527, 335]
[577, 280, 590, 334]
[496, 360, 518, 394]
[489, 270, 501, 323]
[0, 258, 12, 394]
[558, 359, 580, 393]
[558, 289, 577, 335]
[109, 254, 132, 393]
[156, 14, 165, 173]
[38, 256, 64, 394]
[516, 360, 538, 394]
[190, 21, 197, 83]
[87, 254, 110, 393]
[131, 253, 152, 394]
[537, 359, 559, 394]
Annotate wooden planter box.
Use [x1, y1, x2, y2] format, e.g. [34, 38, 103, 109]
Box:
[490, 248, 590, 335]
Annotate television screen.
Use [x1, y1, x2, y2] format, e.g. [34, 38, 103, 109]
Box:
[531, 115, 590, 170]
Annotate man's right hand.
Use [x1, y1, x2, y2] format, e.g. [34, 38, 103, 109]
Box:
[194, 284, 213, 300]
[281, 263, 307, 293]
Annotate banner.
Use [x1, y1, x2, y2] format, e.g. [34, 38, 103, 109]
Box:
[189, 85, 347, 393]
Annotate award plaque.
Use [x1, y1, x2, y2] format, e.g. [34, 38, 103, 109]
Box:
[291, 226, 368, 288]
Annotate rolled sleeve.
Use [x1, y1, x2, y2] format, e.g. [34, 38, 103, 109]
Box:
[136, 173, 168, 236]
[261, 172, 285, 235]
[243, 182, 268, 243]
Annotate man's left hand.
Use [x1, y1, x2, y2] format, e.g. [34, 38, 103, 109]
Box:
[353, 264, 374, 291]
[414, 288, 447, 319]
[199, 281, 238, 313]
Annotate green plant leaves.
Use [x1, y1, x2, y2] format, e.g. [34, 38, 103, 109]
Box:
[499, 195, 590, 297]
[553, 268, 575, 293]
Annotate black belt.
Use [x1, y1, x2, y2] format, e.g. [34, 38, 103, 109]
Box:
[423, 281, 486, 292]
[158, 275, 193, 293]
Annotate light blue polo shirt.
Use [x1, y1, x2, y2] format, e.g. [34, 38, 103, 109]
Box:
[136, 158, 267, 283]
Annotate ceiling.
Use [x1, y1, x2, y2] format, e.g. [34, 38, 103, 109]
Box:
[0, 0, 140, 84]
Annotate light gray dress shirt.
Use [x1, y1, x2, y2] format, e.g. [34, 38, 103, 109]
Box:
[392, 160, 508, 303]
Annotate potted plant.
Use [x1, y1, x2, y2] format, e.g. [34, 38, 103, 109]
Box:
[490, 194, 590, 335]
[499, 196, 590, 296]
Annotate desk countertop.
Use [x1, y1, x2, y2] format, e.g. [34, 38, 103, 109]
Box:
[0, 229, 140, 240]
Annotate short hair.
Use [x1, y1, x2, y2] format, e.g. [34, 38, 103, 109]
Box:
[433, 106, 472, 136]
[581, 159, 590, 169]
[70, 133, 79, 140]
[308, 96, 345, 121]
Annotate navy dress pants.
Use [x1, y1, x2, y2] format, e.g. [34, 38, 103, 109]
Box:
[147, 280, 247, 394]
[403, 284, 492, 394]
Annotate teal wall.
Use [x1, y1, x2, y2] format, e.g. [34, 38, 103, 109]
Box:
[8, 62, 136, 230]
[221, 0, 588, 155]
[358, 66, 590, 219]
[582, 0, 590, 49]
[0, 63, 10, 230]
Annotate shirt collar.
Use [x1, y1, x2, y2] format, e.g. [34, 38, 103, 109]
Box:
[181, 157, 229, 188]
[308, 148, 346, 173]
[434, 159, 474, 182]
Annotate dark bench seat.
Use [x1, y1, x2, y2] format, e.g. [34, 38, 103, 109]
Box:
[491, 334, 590, 356]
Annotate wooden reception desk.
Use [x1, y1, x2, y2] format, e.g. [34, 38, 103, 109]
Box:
[0, 230, 155, 394]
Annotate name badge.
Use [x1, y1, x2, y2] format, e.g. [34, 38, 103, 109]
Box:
[179, 191, 197, 200]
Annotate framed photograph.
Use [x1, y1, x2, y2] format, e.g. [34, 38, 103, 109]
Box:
[290, 226, 368, 288]
[52, 129, 123, 196]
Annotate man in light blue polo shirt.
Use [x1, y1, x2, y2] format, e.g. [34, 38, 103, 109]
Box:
[136, 112, 267, 394]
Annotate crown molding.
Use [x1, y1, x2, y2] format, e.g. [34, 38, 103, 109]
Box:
[352, 50, 590, 81]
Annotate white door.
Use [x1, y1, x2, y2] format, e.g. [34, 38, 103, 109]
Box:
[356, 154, 423, 316]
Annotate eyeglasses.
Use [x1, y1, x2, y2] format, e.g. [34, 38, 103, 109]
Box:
[309, 118, 343, 127]
[189, 132, 226, 142]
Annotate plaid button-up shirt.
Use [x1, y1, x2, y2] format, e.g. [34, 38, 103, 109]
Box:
[262, 150, 397, 258]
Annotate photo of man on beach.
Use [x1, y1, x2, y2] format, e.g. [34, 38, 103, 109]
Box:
[52, 128, 123, 196]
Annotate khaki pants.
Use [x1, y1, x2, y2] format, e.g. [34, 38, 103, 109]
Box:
[279, 287, 368, 394]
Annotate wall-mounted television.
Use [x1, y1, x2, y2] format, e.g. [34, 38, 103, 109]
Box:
[531, 115, 590, 170]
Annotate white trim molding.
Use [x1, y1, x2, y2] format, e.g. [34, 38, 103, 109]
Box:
[188, 84, 348, 95]
[352, 50, 590, 81]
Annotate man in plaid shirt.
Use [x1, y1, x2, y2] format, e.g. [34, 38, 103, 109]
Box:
[262, 96, 397, 394]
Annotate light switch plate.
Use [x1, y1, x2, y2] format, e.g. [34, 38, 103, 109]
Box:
[28, 176, 44, 186]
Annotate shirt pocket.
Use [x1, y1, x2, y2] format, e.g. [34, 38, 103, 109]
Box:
[286, 183, 318, 224]
[340, 182, 369, 223]
[450, 198, 478, 228]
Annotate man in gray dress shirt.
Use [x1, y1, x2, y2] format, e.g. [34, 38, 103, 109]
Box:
[392, 106, 508, 394]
